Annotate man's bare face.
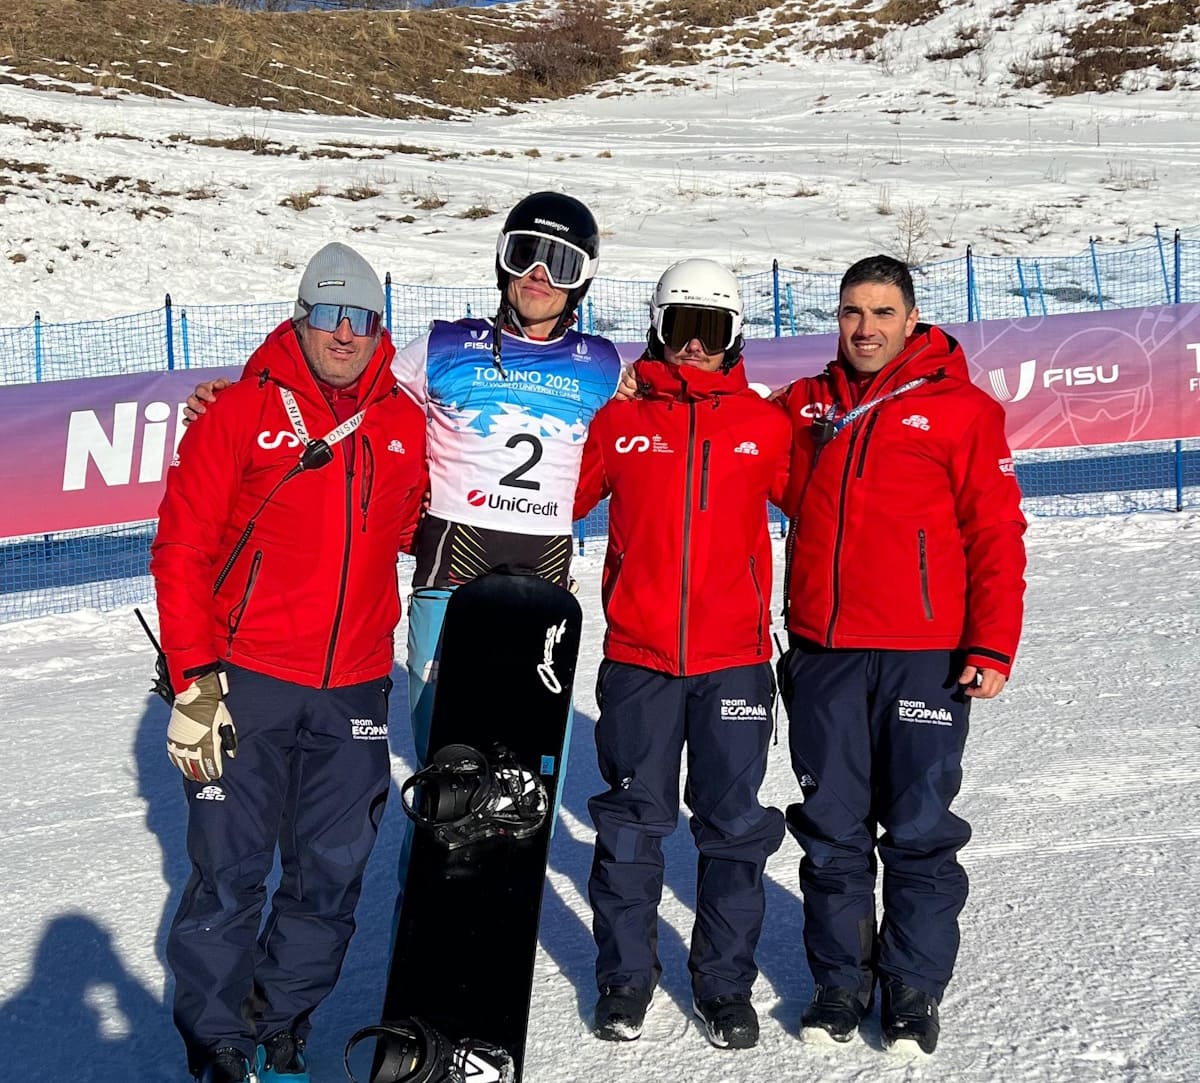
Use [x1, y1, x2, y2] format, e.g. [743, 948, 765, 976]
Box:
[837, 282, 919, 373]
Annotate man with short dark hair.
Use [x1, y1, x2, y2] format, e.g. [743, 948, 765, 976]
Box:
[152, 242, 428, 1083]
[774, 254, 1026, 1056]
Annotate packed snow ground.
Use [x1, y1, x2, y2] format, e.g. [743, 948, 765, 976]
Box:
[1, 512, 1198, 1083]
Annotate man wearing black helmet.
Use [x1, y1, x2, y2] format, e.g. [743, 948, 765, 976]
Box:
[392, 191, 621, 760]
[184, 193, 622, 762]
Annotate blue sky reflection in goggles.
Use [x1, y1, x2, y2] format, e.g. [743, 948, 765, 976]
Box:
[299, 300, 382, 337]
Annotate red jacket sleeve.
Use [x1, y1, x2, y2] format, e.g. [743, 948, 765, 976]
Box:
[573, 410, 611, 521]
[766, 408, 793, 512]
[396, 418, 430, 557]
[950, 397, 1027, 677]
[149, 397, 248, 695]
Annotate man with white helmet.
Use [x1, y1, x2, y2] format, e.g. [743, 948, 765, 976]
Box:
[574, 259, 792, 1051]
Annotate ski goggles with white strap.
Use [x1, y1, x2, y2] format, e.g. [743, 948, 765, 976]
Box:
[298, 300, 382, 337]
[497, 230, 596, 290]
[654, 305, 738, 354]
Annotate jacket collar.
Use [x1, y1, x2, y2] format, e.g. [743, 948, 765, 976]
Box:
[633, 357, 749, 402]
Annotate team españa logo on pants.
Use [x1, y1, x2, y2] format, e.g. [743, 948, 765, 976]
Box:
[720, 698, 768, 721]
[898, 699, 954, 726]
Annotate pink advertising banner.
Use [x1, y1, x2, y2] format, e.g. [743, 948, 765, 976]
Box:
[3, 303, 1199, 539]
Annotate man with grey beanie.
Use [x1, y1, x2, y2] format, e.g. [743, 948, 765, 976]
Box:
[152, 242, 428, 1083]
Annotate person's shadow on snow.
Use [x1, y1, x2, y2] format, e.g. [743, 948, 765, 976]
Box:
[135, 661, 416, 1082]
[0, 913, 168, 1081]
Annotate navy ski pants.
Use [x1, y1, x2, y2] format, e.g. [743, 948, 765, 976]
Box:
[588, 662, 785, 1001]
[780, 640, 972, 1001]
[166, 664, 392, 1073]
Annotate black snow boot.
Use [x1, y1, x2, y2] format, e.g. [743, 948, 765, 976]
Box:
[881, 980, 940, 1055]
[198, 1047, 254, 1083]
[594, 985, 653, 1041]
[800, 984, 872, 1043]
[693, 993, 759, 1049]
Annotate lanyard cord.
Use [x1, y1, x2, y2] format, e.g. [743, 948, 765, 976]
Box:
[211, 386, 360, 595]
[811, 374, 930, 445]
[278, 385, 364, 448]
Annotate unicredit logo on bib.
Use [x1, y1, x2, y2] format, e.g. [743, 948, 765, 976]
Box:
[466, 490, 559, 517]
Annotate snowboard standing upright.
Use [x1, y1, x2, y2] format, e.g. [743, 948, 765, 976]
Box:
[372, 570, 582, 1082]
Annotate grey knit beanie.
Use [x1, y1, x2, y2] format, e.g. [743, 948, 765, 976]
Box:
[294, 242, 385, 321]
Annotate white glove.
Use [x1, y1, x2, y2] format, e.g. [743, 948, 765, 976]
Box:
[166, 670, 238, 782]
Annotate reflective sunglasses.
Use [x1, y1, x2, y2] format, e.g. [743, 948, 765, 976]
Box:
[299, 300, 382, 337]
[497, 231, 594, 290]
[656, 305, 737, 354]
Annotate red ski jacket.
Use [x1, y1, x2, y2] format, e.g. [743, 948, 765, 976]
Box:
[777, 324, 1026, 676]
[575, 358, 791, 676]
[151, 321, 428, 694]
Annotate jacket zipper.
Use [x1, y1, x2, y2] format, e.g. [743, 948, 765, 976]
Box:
[679, 402, 697, 674]
[855, 410, 881, 478]
[322, 435, 356, 688]
[918, 528, 933, 620]
[225, 549, 263, 656]
[824, 424, 861, 646]
[602, 550, 625, 607]
[360, 434, 375, 533]
[750, 554, 765, 653]
[700, 439, 711, 511]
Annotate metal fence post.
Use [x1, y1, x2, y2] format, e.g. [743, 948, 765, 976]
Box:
[1154, 223, 1171, 302]
[181, 309, 190, 369]
[1016, 259, 1031, 317]
[772, 260, 781, 337]
[165, 294, 175, 371]
[966, 246, 975, 322]
[385, 272, 393, 332]
[1174, 230, 1182, 304]
[34, 310, 42, 382]
[1034, 261, 1048, 315]
[1089, 238, 1105, 310]
[1176, 440, 1184, 512]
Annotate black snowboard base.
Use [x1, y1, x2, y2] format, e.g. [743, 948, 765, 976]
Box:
[370, 571, 583, 1083]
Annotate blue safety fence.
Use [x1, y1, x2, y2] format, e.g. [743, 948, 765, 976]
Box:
[2, 227, 1199, 621]
[4, 227, 1199, 384]
[5, 438, 1197, 622]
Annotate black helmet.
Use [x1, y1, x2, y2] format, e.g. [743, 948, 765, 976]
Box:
[494, 191, 600, 341]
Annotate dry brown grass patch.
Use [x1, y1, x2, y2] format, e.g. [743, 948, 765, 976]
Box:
[508, 1, 628, 93]
[0, 0, 573, 119]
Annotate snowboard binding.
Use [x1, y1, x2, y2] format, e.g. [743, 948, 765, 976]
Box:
[400, 743, 549, 850]
[344, 1017, 515, 1083]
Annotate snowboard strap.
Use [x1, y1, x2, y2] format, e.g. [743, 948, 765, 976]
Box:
[400, 743, 549, 850]
[344, 1018, 514, 1083]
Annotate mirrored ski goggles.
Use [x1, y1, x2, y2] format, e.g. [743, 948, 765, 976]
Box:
[497, 230, 595, 290]
[299, 300, 382, 337]
[655, 305, 738, 354]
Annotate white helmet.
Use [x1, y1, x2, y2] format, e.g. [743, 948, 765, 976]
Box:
[648, 258, 744, 366]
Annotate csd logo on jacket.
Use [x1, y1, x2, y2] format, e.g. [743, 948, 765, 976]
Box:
[257, 431, 303, 450]
[615, 435, 651, 454]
